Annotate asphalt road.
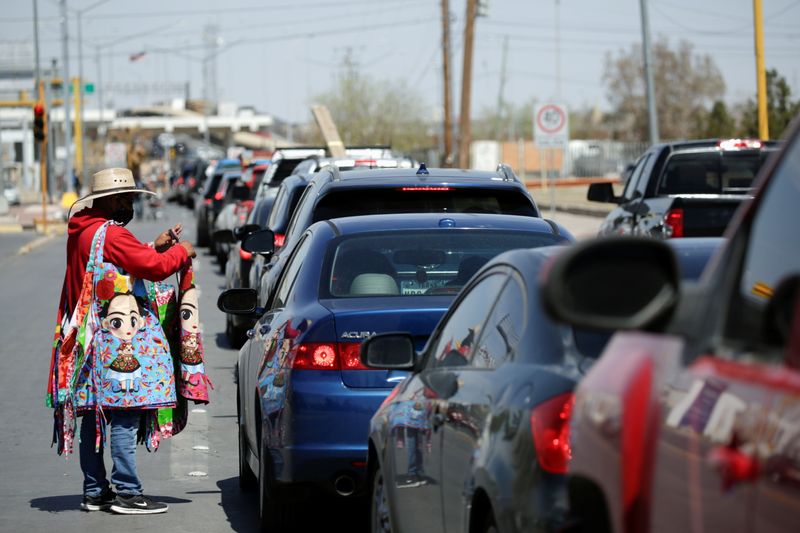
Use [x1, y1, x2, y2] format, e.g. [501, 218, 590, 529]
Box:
[0, 203, 601, 533]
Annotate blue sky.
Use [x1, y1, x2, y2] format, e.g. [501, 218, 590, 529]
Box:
[4, 0, 799, 125]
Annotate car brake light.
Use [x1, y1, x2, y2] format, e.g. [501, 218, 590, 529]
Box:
[239, 248, 253, 261]
[294, 343, 339, 370]
[204, 198, 213, 205]
[291, 342, 370, 370]
[274, 233, 285, 247]
[530, 392, 574, 474]
[177, 177, 184, 185]
[214, 191, 224, 201]
[188, 177, 196, 187]
[354, 159, 377, 167]
[717, 138, 762, 150]
[339, 342, 369, 370]
[400, 187, 452, 192]
[664, 208, 684, 238]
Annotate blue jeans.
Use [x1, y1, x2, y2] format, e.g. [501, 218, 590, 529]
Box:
[79, 410, 143, 497]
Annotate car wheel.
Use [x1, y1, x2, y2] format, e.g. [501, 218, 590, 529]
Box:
[370, 462, 393, 533]
[480, 509, 498, 533]
[258, 435, 293, 532]
[238, 392, 257, 490]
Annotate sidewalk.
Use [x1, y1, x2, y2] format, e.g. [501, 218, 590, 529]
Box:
[2, 202, 67, 235]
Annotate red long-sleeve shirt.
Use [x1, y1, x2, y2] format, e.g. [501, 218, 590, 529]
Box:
[60, 208, 189, 313]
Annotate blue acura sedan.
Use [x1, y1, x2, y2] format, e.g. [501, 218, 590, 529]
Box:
[218, 212, 573, 531]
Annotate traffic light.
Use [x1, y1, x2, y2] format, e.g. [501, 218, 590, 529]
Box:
[33, 103, 46, 142]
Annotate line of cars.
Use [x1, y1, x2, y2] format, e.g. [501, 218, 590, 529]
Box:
[203, 128, 798, 532]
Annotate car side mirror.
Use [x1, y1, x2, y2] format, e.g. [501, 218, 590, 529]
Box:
[242, 229, 275, 255]
[361, 333, 416, 370]
[217, 288, 262, 316]
[234, 223, 260, 241]
[587, 182, 620, 204]
[213, 229, 236, 244]
[232, 183, 250, 201]
[540, 237, 680, 331]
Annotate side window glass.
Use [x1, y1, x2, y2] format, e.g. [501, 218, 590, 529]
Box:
[273, 236, 311, 309]
[635, 154, 657, 196]
[267, 187, 287, 229]
[727, 136, 800, 355]
[281, 184, 314, 240]
[429, 272, 508, 368]
[622, 154, 649, 200]
[472, 275, 526, 369]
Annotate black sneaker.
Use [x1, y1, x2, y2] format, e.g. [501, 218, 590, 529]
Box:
[81, 487, 116, 512]
[109, 494, 168, 515]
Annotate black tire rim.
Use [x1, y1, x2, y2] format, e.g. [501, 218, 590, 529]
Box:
[372, 466, 392, 533]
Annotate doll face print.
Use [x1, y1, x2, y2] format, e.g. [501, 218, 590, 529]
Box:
[180, 287, 200, 333]
[101, 293, 143, 341]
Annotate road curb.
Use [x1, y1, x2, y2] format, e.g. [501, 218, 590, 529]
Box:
[17, 234, 56, 256]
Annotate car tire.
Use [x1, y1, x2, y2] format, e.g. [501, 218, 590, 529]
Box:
[370, 461, 393, 533]
[258, 435, 294, 532]
[238, 392, 257, 491]
[480, 510, 498, 533]
[226, 315, 247, 349]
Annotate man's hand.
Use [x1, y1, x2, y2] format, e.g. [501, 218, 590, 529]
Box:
[180, 241, 197, 258]
[154, 224, 183, 252]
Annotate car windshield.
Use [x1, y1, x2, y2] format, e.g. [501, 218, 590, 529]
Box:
[657, 150, 774, 194]
[324, 230, 561, 298]
[313, 188, 536, 220]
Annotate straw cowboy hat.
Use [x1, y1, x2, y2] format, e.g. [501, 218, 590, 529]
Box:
[70, 167, 156, 217]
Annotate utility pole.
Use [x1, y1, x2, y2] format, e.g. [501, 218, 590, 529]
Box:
[458, 0, 478, 168]
[753, 0, 769, 139]
[60, 0, 74, 195]
[440, 0, 453, 166]
[495, 35, 509, 140]
[555, 0, 561, 99]
[639, 0, 659, 145]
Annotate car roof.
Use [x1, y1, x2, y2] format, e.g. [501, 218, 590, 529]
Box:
[323, 212, 566, 237]
[310, 166, 524, 189]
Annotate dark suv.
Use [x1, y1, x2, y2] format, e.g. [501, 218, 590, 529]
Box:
[246, 164, 543, 311]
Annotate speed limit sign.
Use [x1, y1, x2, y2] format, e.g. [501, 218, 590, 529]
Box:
[534, 103, 569, 147]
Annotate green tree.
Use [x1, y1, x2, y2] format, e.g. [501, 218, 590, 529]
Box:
[694, 100, 736, 138]
[603, 37, 725, 141]
[313, 52, 431, 152]
[738, 69, 800, 139]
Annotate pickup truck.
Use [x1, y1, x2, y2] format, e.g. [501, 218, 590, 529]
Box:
[588, 138, 781, 238]
[541, 119, 800, 532]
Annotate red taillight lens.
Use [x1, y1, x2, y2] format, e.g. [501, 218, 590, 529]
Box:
[177, 177, 185, 185]
[204, 198, 213, 205]
[530, 392, 575, 474]
[274, 233, 285, 248]
[291, 342, 369, 370]
[294, 343, 339, 370]
[188, 177, 196, 188]
[214, 191, 224, 201]
[339, 342, 368, 370]
[664, 208, 684, 238]
[239, 248, 253, 261]
[400, 187, 452, 192]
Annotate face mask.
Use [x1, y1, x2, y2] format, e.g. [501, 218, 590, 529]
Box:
[111, 206, 134, 226]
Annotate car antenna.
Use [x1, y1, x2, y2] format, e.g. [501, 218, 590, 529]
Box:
[416, 163, 429, 175]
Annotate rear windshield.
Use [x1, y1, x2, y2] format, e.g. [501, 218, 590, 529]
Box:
[323, 230, 561, 298]
[657, 151, 774, 195]
[313, 188, 537, 222]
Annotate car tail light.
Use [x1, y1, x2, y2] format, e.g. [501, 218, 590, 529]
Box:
[339, 342, 369, 370]
[204, 198, 213, 205]
[291, 342, 369, 371]
[177, 176, 185, 185]
[718, 138, 762, 150]
[239, 248, 253, 261]
[214, 191, 224, 201]
[188, 177, 196, 188]
[274, 233, 285, 248]
[664, 208, 684, 238]
[530, 392, 575, 474]
[294, 343, 339, 370]
[354, 159, 377, 167]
